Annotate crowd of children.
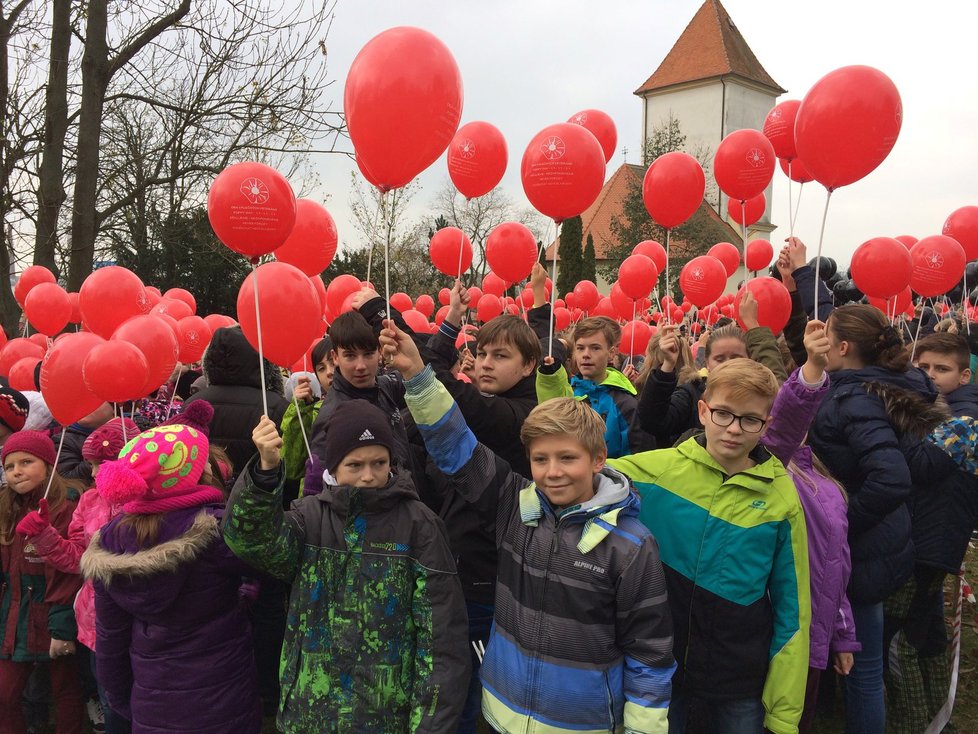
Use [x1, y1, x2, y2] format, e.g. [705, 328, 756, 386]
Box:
[0, 238, 976, 734]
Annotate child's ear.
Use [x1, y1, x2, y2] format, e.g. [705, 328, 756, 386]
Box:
[961, 368, 972, 386]
[591, 449, 607, 474]
[696, 399, 710, 426]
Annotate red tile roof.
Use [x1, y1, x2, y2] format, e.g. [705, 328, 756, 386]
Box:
[634, 0, 785, 95]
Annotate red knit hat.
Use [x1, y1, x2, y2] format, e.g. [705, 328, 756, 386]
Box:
[1, 430, 57, 467]
[82, 418, 140, 463]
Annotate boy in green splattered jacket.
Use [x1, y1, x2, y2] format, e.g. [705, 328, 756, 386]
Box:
[223, 399, 470, 733]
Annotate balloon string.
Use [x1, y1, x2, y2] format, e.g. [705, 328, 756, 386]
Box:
[382, 190, 392, 326]
[962, 270, 971, 334]
[739, 206, 748, 282]
[910, 299, 929, 362]
[813, 188, 833, 321]
[787, 162, 795, 238]
[250, 261, 270, 418]
[793, 183, 805, 235]
[630, 302, 636, 357]
[164, 377, 179, 422]
[292, 392, 313, 459]
[43, 429, 67, 500]
[121, 409, 128, 444]
[665, 229, 672, 324]
[366, 188, 384, 285]
[548, 220, 561, 357]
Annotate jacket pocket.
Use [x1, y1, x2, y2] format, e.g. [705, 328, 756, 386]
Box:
[604, 670, 617, 730]
[26, 585, 48, 652]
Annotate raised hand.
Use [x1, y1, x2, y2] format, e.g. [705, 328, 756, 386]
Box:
[784, 237, 808, 271]
[15, 498, 51, 537]
[659, 324, 680, 373]
[739, 290, 760, 330]
[252, 416, 283, 471]
[776, 246, 797, 292]
[447, 279, 471, 325]
[379, 320, 425, 379]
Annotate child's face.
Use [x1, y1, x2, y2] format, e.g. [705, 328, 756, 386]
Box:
[333, 445, 391, 488]
[706, 338, 748, 371]
[331, 347, 379, 389]
[528, 433, 606, 509]
[90, 461, 102, 478]
[315, 358, 335, 393]
[915, 351, 970, 395]
[574, 333, 614, 381]
[3, 452, 49, 496]
[697, 388, 771, 473]
[476, 340, 535, 394]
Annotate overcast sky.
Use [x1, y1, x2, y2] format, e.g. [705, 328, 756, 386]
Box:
[306, 0, 978, 269]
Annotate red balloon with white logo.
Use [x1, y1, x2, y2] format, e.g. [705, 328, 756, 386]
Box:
[714, 129, 776, 202]
[447, 121, 508, 200]
[762, 100, 801, 161]
[679, 256, 727, 308]
[521, 122, 605, 223]
[567, 109, 617, 164]
[208, 161, 297, 258]
[909, 235, 967, 298]
[943, 206, 978, 262]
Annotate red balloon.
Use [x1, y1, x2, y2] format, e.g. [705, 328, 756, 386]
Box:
[434, 305, 450, 326]
[620, 320, 652, 356]
[448, 121, 508, 199]
[207, 161, 297, 257]
[521, 122, 605, 223]
[325, 274, 362, 316]
[153, 298, 193, 322]
[273, 199, 338, 276]
[355, 153, 382, 189]
[467, 286, 483, 309]
[482, 272, 509, 298]
[762, 100, 801, 160]
[727, 193, 766, 227]
[309, 275, 327, 313]
[943, 206, 978, 262]
[9, 357, 40, 392]
[554, 298, 565, 310]
[618, 254, 658, 299]
[79, 266, 148, 339]
[778, 157, 814, 184]
[402, 309, 430, 334]
[572, 280, 600, 312]
[345, 27, 462, 191]
[389, 293, 413, 312]
[24, 283, 70, 336]
[745, 239, 775, 272]
[850, 237, 913, 298]
[0, 339, 44, 378]
[28, 333, 48, 351]
[794, 65, 902, 191]
[895, 235, 917, 250]
[519, 288, 534, 309]
[438, 288, 451, 307]
[476, 294, 503, 322]
[112, 315, 179, 394]
[868, 287, 912, 317]
[567, 109, 617, 164]
[909, 235, 967, 297]
[708, 242, 741, 277]
[714, 128, 776, 202]
[430, 227, 473, 277]
[632, 241, 667, 273]
[642, 152, 705, 229]
[237, 262, 325, 368]
[610, 282, 638, 321]
[83, 341, 150, 404]
[564, 292, 577, 310]
[15, 266, 57, 307]
[176, 316, 213, 364]
[593, 296, 615, 319]
[486, 222, 537, 283]
[40, 332, 106, 425]
[66, 292, 82, 324]
[553, 307, 571, 332]
[203, 314, 235, 333]
[734, 277, 792, 334]
[163, 288, 197, 315]
[680, 256, 727, 308]
[415, 294, 435, 318]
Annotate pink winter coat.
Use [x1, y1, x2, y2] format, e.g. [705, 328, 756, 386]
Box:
[29, 488, 120, 650]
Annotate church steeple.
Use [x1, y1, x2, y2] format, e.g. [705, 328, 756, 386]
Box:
[634, 0, 785, 96]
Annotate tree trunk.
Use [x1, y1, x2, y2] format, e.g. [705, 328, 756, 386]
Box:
[33, 0, 70, 275]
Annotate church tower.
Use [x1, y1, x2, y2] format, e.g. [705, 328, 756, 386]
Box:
[634, 0, 785, 238]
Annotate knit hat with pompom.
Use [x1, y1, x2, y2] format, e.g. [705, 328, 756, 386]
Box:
[82, 418, 140, 463]
[96, 401, 223, 514]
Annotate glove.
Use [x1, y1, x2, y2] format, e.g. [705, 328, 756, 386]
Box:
[302, 454, 324, 497]
[16, 498, 51, 537]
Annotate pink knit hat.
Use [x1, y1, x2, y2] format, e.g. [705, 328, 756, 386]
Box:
[1, 430, 57, 467]
[96, 401, 223, 514]
[82, 418, 140, 463]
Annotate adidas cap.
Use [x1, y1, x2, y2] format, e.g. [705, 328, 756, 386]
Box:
[322, 399, 396, 474]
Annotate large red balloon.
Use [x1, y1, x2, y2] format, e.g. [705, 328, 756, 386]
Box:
[708, 242, 741, 277]
[850, 237, 913, 298]
[207, 161, 297, 257]
[8, 357, 40, 392]
[567, 109, 617, 164]
[345, 27, 463, 191]
[762, 100, 801, 160]
[476, 294, 503, 322]
[593, 296, 616, 319]
[14, 266, 56, 307]
[778, 157, 814, 184]
[610, 282, 638, 322]
[714, 129, 776, 202]
[401, 309, 430, 334]
[486, 222, 537, 283]
[163, 288, 197, 315]
[389, 292, 413, 313]
[447, 121, 508, 199]
[734, 277, 792, 334]
[237, 262, 324, 368]
[0, 339, 44, 378]
[40, 332, 106, 425]
[79, 266, 148, 339]
[727, 193, 766, 227]
[909, 235, 967, 298]
[618, 255, 658, 299]
[430, 227, 473, 277]
[632, 240, 667, 273]
[620, 320, 652, 356]
[273, 199, 338, 276]
[309, 276, 327, 314]
[642, 152, 705, 229]
[482, 272, 509, 298]
[24, 283, 70, 336]
[521, 122, 605, 223]
[680, 256, 727, 308]
[573, 280, 600, 312]
[943, 206, 978, 262]
[83, 341, 150, 404]
[794, 65, 902, 191]
[176, 316, 213, 364]
[745, 239, 775, 272]
[325, 274, 362, 316]
[112, 315, 179, 395]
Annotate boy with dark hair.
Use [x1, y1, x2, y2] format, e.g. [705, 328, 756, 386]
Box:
[379, 320, 675, 734]
[915, 332, 977, 414]
[537, 316, 652, 457]
[609, 358, 810, 734]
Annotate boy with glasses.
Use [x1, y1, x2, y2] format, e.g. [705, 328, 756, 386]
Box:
[609, 359, 810, 734]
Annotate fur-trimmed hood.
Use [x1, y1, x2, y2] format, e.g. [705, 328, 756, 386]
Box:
[202, 326, 283, 394]
[831, 365, 946, 437]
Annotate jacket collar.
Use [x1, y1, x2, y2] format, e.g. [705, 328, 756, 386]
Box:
[676, 433, 782, 490]
[572, 367, 637, 395]
[330, 371, 380, 402]
[317, 469, 418, 516]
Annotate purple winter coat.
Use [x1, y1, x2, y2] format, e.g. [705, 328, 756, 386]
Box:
[763, 369, 861, 668]
[81, 505, 261, 734]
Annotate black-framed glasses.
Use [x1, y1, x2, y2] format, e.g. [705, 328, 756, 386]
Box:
[704, 405, 767, 434]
